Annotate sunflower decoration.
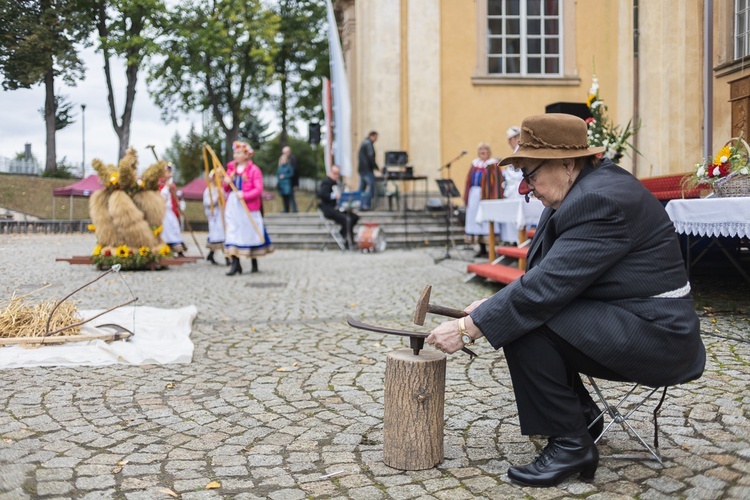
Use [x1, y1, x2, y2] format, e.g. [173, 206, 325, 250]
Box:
[87, 224, 96, 232]
[139, 246, 150, 257]
[153, 225, 163, 237]
[115, 245, 131, 258]
[159, 245, 172, 256]
[92, 245, 102, 256]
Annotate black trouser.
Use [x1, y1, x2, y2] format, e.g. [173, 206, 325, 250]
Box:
[503, 325, 627, 437]
[322, 207, 359, 241]
[281, 195, 292, 213]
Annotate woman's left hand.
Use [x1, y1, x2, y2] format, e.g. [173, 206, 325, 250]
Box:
[427, 315, 485, 355]
[427, 320, 465, 354]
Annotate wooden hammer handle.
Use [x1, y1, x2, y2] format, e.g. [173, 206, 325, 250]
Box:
[427, 304, 467, 319]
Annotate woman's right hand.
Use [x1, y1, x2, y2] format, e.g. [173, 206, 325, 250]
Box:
[464, 298, 488, 314]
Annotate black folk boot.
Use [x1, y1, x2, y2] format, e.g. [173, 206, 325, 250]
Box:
[226, 256, 243, 276]
[250, 258, 259, 273]
[206, 251, 217, 265]
[507, 434, 598, 487]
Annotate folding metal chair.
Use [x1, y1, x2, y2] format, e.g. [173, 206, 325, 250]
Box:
[585, 376, 668, 465]
[318, 209, 347, 251]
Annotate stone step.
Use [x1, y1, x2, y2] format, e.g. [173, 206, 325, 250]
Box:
[263, 210, 464, 249]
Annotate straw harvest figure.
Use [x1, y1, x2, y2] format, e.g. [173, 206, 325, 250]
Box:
[89, 148, 172, 269]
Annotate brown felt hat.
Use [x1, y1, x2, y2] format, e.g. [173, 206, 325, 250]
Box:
[499, 114, 604, 165]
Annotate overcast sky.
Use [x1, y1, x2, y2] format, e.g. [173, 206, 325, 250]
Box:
[0, 45, 244, 172]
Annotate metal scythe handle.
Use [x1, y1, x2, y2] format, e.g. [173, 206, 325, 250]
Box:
[346, 317, 476, 358]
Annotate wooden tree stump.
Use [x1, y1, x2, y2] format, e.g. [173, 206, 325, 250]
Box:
[383, 348, 446, 470]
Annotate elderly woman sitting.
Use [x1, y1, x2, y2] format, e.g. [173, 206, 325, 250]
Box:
[428, 114, 705, 487]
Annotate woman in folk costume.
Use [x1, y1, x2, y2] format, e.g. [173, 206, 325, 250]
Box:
[496, 125, 527, 243]
[223, 141, 273, 276]
[160, 163, 187, 256]
[463, 142, 503, 258]
[203, 170, 226, 265]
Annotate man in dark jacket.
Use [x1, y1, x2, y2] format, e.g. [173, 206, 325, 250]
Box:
[318, 165, 359, 247]
[357, 130, 379, 210]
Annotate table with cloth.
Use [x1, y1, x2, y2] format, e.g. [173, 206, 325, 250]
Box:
[665, 197, 750, 284]
[475, 198, 545, 262]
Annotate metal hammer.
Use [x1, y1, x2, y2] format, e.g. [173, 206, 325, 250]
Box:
[413, 285, 468, 326]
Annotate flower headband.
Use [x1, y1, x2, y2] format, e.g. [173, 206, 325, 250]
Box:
[232, 141, 253, 154]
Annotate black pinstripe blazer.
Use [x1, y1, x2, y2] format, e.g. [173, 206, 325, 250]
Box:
[471, 159, 706, 387]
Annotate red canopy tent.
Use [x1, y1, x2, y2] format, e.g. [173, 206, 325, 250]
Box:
[180, 177, 207, 201]
[52, 175, 105, 221]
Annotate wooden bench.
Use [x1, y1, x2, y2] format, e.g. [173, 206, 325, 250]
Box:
[639, 173, 703, 202]
[466, 263, 524, 285]
[493, 246, 529, 260]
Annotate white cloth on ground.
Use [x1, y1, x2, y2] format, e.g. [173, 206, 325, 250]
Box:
[0, 305, 197, 369]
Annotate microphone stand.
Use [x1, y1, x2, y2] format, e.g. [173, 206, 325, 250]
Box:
[434, 151, 467, 263]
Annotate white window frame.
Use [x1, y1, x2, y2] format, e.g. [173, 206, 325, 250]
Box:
[486, 0, 563, 77]
[474, 0, 579, 86]
[735, 0, 750, 59]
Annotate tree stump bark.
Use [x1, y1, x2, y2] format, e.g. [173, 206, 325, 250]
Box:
[383, 348, 446, 470]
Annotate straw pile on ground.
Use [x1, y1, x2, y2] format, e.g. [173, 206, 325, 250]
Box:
[0, 295, 81, 340]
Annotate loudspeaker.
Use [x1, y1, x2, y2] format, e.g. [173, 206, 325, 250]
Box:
[308, 122, 321, 144]
[385, 151, 408, 166]
[545, 102, 592, 121]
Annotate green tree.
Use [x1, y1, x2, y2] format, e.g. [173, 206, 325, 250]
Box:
[0, 0, 93, 173]
[148, 0, 276, 162]
[163, 124, 224, 184]
[270, 0, 329, 147]
[94, 0, 164, 159]
[38, 95, 77, 131]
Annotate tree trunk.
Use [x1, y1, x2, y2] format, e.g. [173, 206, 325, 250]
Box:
[280, 72, 288, 148]
[43, 68, 57, 173]
[383, 349, 446, 470]
[117, 49, 139, 159]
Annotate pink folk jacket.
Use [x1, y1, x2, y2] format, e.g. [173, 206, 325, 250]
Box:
[225, 160, 263, 211]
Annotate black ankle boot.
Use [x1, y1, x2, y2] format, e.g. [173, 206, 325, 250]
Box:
[582, 398, 604, 441]
[507, 434, 598, 487]
[226, 256, 242, 276]
[250, 258, 258, 273]
[225, 257, 231, 266]
[474, 243, 488, 258]
[206, 251, 217, 264]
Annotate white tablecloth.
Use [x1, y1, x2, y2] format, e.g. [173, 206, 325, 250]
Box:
[475, 198, 545, 244]
[476, 198, 545, 226]
[665, 198, 750, 238]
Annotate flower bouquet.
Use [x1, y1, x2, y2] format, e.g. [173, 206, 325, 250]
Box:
[683, 136, 750, 198]
[586, 76, 639, 163]
[92, 243, 172, 271]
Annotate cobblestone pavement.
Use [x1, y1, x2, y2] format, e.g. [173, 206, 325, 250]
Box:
[0, 234, 748, 499]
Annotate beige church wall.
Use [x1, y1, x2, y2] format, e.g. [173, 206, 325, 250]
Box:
[439, 0, 620, 198]
[635, 1, 704, 177]
[407, 0, 441, 185]
[352, 0, 402, 183]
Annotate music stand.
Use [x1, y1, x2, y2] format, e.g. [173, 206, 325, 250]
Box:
[435, 179, 461, 262]
[338, 191, 363, 250]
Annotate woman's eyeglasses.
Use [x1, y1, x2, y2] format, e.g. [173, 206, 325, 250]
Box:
[521, 159, 550, 184]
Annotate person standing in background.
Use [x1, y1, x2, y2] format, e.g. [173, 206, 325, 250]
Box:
[503, 126, 524, 199]
[160, 163, 187, 256]
[203, 170, 226, 265]
[281, 145, 299, 212]
[223, 141, 273, 276]
[277, 148, 295, 213]
[463, 142, 502, 258]
[357, 131, 379, 210]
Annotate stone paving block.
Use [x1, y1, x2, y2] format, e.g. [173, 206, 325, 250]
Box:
[36, 480, 75, 497]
